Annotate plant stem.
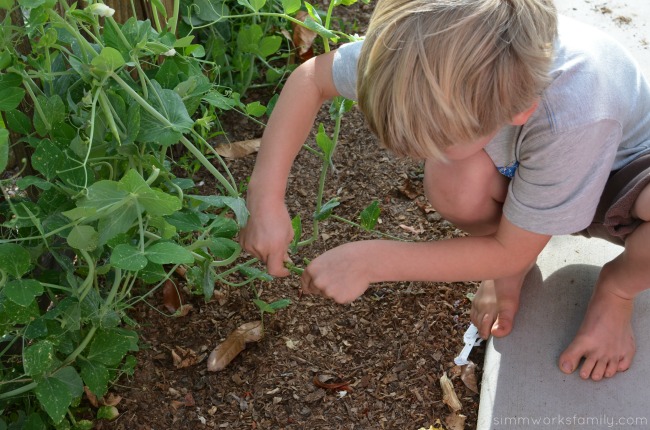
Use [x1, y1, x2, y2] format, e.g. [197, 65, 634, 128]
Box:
[112, 73, 239, 196]
[63, 326, 98, 366]
[169, 0, 180, 34]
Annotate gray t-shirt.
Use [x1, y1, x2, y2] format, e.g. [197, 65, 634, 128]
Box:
[331, 16, 650, 235]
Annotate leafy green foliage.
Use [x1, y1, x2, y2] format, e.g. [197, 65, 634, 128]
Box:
[0, 0, 363, 426]
[360, 200, 380, 231]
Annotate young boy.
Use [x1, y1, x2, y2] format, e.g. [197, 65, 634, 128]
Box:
[239, 0, 650, 382]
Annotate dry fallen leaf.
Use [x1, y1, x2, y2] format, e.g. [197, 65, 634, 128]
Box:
[399, 224, 424, 235]
[84, 386, 99, 408]
[440, 372, 462, 412]
[445, 411, 467, 430]
[461, 361, 479, 394]
[172, 346, 207, 369]
[213, 289, 227, 306]
[398, 178, 420, 200]
[162, 279, 182, 313]
[214, 139, 261, 158]
[207, 321, 263, 371]
[312, 375, 352, 392]
[292, 11, 317, 63]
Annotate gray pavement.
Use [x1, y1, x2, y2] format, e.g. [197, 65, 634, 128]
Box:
[477, 1, 650, 429]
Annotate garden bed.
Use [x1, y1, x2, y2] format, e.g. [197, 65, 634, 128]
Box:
[104, 105, 484, 429]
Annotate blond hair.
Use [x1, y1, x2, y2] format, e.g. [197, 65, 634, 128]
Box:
[357, 0, 557, 160]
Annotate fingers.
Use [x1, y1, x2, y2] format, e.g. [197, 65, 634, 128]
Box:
[267, 251, 291, 277]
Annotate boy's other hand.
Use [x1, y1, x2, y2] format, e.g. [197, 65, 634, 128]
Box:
[239, 202, 293, 277]
[301, 242, 373, 304]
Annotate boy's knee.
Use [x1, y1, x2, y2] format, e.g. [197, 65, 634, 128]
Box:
[423, 153, 508, 233]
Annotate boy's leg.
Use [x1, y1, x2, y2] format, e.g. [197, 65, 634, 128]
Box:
[559, 178, 650, 380]
[424, 150, 529, 339]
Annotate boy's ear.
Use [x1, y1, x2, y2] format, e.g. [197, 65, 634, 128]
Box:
[510, 102, 539, 126]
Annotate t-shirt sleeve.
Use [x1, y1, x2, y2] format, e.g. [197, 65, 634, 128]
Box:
[331, 41, 363, 101]
[503, 119, 622, 235]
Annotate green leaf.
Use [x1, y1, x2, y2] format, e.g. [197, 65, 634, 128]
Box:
[87, 328, 138, 366]
[150, 0, 168, 17]
[33, 95, 65, 136]
[34, 366, 84, 424]
[174, 35, 195, 48]
[5, 279, 43, 307]
[110, 244, 148, 271]
[210, 215, 238, 238]
[90, 47, 126, 78]
[290, 215, 301, 253]
[301, 17, 336, 39]
[360, 200, 380, 231]
[245, 101, 266, 117]
[31, 139, 65, 180]
[148, 216, 176, 239]
[79, 180, 128, 211]
[79, 359, 110, 398]
[203, 91, 238, 111]
[188, 195, 249, 227]
[19, 0, 46, 7]
[208, 237, 240, 260]
[145, 242, 194, 264]
[193, 0, 229, 21]
[304, 2, 321, 23]
[282, 0, 301, 14]
[314, 198, 339, 221]
[186, 44, 206, 58]
[269, 298, 291, 310]
[23, 340, 57, 377]
[5, 109, 33, 135]
[0, 129, 7, 174]
[0, 293, 40, 324]
[258, 35, 282, 58]
[111, 244, 147, 272]
[119, 170, 181, 215]
[236, 0, 264, 12]
[67, 225, 99, 251]
[0, 243, 31, 278]
[17, 176, 53, 191]
[137, 81, 194, 146]
[316, 123, 334, 157]
[237, 25, 263, 54]
[139, 261, 167, 284]
[238, 266, 273, 282]
[0, 87, 25, 111]
[250, 0, 266, 12]
[165, 211, 203, 232]
[97, 200, 138, 245]
[253, 299, 275, 314]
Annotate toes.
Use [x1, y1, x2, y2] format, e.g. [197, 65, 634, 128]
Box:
[618, 354, 633, 372]
[491, 310, 514, 338]
[590, 359, 609, 381]
[605, 359, 619, 378]
[478, 313, 494, 339]
[559, 342, 586, 375]
[579, 356, 598, 380]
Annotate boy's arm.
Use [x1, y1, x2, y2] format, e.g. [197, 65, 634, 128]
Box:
[301, 215, 551, 303]
[240, 51, 341, 276]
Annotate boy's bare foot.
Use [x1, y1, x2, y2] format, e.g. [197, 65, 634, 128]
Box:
[558, 282, 636, 381]
[470, 278, 522, 339]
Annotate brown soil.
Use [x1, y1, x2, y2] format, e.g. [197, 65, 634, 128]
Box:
[104, 4, 484, 429]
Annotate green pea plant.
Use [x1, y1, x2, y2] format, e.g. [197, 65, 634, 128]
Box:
[0, 0, 379, 426]
[0, 0, 301, 426]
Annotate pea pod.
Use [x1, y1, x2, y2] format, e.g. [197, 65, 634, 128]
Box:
[0, 49, 12, 71]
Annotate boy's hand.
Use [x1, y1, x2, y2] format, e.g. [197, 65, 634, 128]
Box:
[239, 201, 293, 277]
[300, 242, 373, 303]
